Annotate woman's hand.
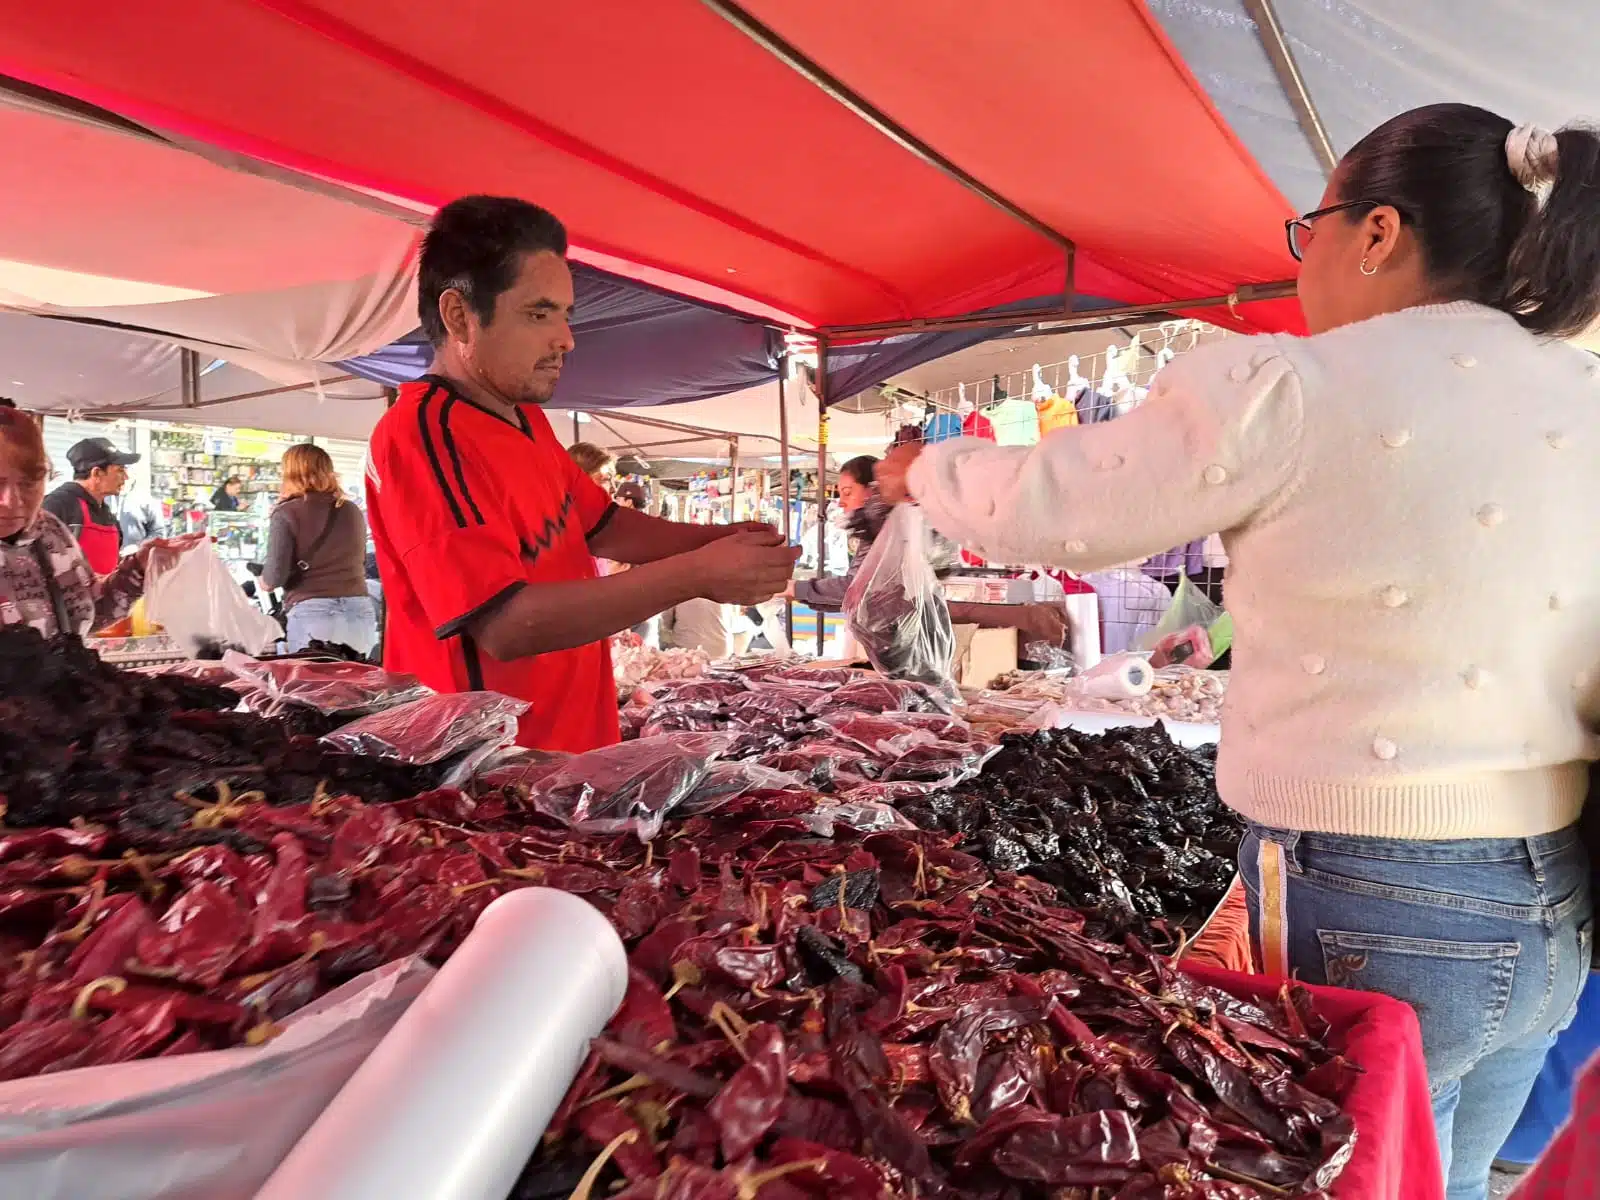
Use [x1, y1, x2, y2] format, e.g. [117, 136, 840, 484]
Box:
[874, 443, 922, 505]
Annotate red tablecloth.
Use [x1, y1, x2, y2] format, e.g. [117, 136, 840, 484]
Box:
[1180, 963, 1443, 1200]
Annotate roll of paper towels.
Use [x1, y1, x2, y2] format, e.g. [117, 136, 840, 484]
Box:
[1076, 653, 1154, 700]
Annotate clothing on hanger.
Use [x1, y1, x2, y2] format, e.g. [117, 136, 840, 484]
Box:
[923, 410, 964, 444]
[1035, 390, 1080, 434]
[1077, 390, 1118, 424]
[962, 409, 995, 440]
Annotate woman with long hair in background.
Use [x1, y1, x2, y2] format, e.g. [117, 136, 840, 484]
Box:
[260, 444, 377, 656]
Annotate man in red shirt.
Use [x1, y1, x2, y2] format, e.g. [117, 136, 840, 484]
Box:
[366, 197, 798, 752]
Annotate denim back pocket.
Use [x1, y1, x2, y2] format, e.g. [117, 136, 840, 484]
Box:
[1317, 928, 1518, 1090]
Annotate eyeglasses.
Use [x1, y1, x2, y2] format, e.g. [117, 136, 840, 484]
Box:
[1285, 199, 1408, 262]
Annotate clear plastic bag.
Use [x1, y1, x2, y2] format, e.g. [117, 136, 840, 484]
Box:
[843, 505, 957, 695]
[525, 734, 733, 841]
[881, 739, 1000, 786]
[817, 711, 941, 759]
[1142, 576, 1224, 668]
[1020, 641, 1079, 672]
[678, 761, 809, 816]
[822, 676, 948, 715]
[470, 746, 572, 793]
[800, 799, 920, 837]
[764, 665, 860, 690]
[320, 692, 529, 766]
[143, 540, 282, 656]
[224, 652, 432, 716]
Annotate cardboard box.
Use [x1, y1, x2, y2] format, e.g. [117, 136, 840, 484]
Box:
[952, 625, 1018, 688]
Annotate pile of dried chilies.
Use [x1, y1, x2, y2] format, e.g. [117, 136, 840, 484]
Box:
[0, 633, 1356, 1199]
[901, 728, 1243, 939]
[515, 809, 1358, 1199]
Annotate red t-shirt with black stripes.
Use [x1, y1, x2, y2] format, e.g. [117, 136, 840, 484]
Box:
[366, 375, 621, 753]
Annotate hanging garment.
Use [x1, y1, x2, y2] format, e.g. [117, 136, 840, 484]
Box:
[961, 410, 995, 441]
[922, 411, 964, 444]
[1035, 391, 1080, 434]
[983, 396, 1040, 446]
[892, 424, 924, 447]
[1142, 540, 1208, 581]
[1076, 389, 1119, 424]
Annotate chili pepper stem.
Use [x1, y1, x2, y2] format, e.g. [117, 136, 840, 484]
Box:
[734, 1158, 827, 1200]
[55, 879, 108, 943]
[564, 1128, 637, 1200]
[71, 975, 127, 1019]
[232, 932, 329, 992]
[663, 960, 701, 1003]
[244, 1020, 284, 1046]
[708, 1001, 752, 1059]
[578, 1073, 653, 1107]
[1207, 1163, 1291, 1195]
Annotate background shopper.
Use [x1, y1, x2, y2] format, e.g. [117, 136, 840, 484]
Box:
[261, 444, 376, 656]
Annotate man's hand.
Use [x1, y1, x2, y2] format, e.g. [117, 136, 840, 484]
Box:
[687, 530, 801, 606]
[1013, 603, 1069, 649]
[875, 443, 922, 505]
[724, 521, 781, 538]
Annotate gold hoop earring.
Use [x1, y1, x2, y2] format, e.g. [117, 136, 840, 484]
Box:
[1359, 258, 1378, 277]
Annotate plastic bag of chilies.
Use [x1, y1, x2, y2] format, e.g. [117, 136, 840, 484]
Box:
[843, 504, 958, 697]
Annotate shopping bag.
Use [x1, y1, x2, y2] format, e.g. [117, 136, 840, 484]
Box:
[143, 540, 281, 656]
[843, 505, 957, 696]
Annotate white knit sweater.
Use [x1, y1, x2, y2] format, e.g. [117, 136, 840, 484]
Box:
[911, 303, 1600, 840]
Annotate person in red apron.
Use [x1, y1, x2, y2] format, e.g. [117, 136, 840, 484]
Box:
[40, 437, 139, 575]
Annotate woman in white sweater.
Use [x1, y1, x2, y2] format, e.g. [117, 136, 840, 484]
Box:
[878, 104, 1600, 1200]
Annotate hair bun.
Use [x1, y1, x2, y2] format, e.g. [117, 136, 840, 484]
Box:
[1507, 123, 1560, 200]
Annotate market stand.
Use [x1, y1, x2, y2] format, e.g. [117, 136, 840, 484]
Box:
[0, 630, 1436, 1197]
[0, 4, 1467, 1194]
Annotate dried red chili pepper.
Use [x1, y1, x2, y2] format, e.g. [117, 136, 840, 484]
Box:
[131, 880, 246, 988]
[573, 1100, 660, 1184]
[707, 1022, 789, 1160]
[989, 1109, 1141, 1185]
[0, 1018, 96, 1081]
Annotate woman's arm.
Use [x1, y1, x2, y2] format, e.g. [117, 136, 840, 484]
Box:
[901, 338, 1306, 572]
[259, 507, 295, 592]
[791, 572, 852, 613]
[91, 556, 145, 627]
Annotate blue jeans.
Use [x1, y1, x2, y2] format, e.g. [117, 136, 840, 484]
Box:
[1498, 971, 1600, 1164]
[1239, 823, 1591, 1200]
[286, 596, 378, 657]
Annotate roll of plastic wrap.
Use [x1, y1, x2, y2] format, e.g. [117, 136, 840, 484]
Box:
[256, 888, 628, 1200]
[1075, 653, 1154, 700]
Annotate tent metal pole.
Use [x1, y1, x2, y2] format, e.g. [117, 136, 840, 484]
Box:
[698, 0, 1074, 256]
[777, 356, 794, 646]
[814, 341, 830, 657]
[1239, 0, 1338, 177]
[821, 280, 1298, 342]
[179, 349, 201, 408]
[729, 436, 741, 523]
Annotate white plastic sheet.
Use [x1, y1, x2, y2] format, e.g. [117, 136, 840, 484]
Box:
[0, 957, 432, 1200]
[143, 541, 281, 656]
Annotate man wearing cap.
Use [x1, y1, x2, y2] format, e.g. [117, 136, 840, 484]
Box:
[41, 438, 140, 575]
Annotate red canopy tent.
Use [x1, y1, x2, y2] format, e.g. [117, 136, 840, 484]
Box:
[0, 0, 1302, 339]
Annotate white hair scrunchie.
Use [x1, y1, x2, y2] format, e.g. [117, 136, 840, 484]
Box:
[1506, 123, 1560, 208]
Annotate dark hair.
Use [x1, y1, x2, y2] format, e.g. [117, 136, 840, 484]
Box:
[839, 456, 878, 488]
[1337, 103, 1600, 338]
[418, 196, 569, 346]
